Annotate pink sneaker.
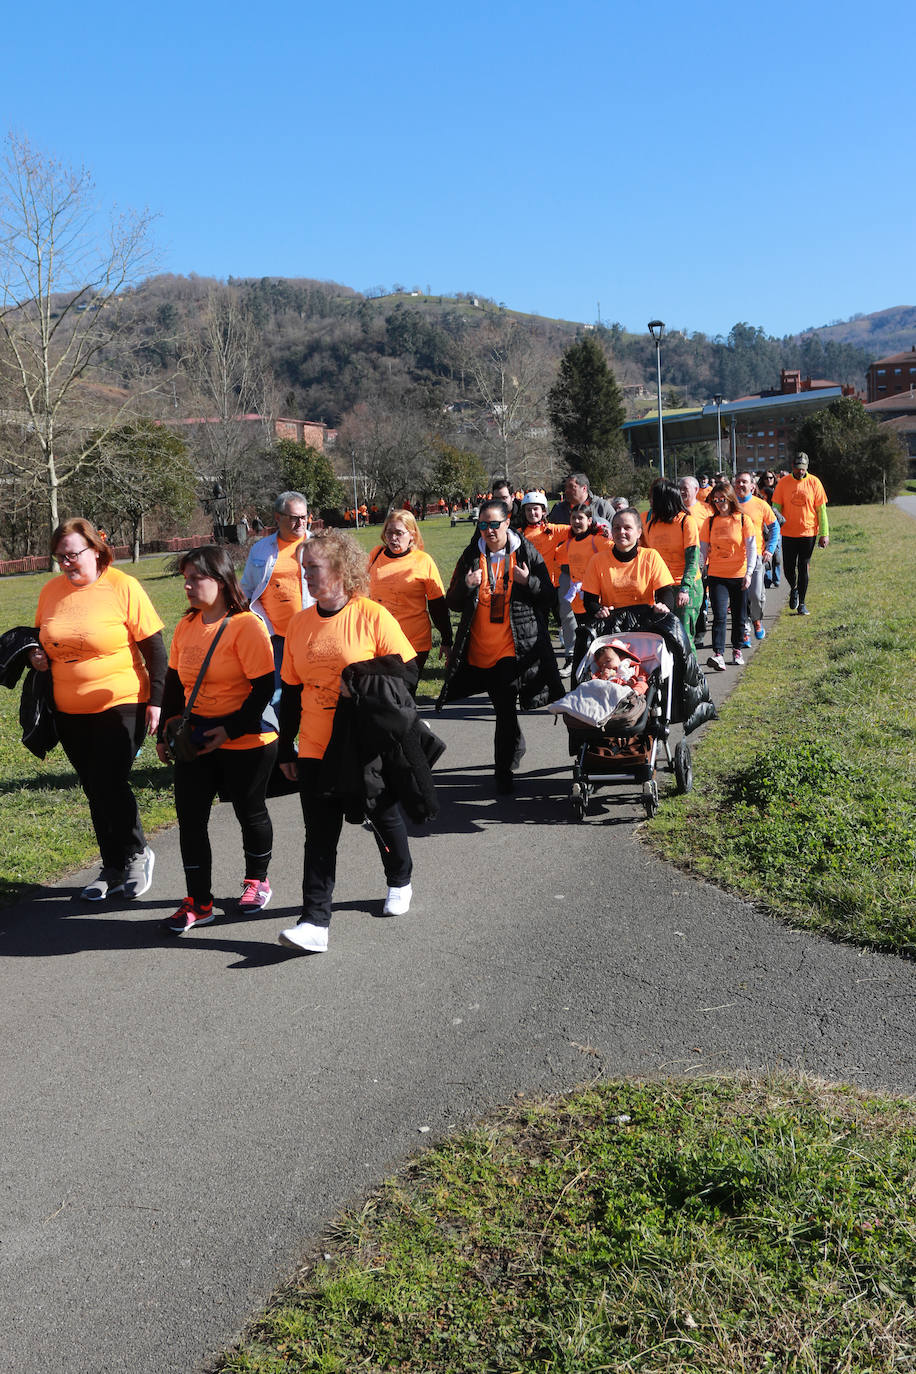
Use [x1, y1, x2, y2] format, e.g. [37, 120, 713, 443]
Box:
[239, 878, 272, 912]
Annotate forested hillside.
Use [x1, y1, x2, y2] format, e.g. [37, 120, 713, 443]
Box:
[1, 267, 908, 559]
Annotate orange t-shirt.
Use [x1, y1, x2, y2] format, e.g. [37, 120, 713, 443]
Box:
[256, 536, 305, 637]
[641, 513, 700, 583]
[368, 547, 446, 652]
[556, 530, 611, 611]
[738, 495, 774, 555]
[468, 550, 516, 669]
[581, 546, 674, 607]
[36, 565, 164, 714]
[168, 611, 276, 751]
[700, 512, 750, 578]
[687, 499, 712, 524]
[697, 485, 713, 501]
[281, 597, 416, 759]
[772, 473, 827, 538]
[520, 522, 566, 586]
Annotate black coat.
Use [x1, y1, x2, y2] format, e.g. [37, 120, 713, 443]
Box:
[436, 535, 563, 712]
[574, 606, 717, 735]
[0, 625, 58, 759]
[320, 655, 445, 824]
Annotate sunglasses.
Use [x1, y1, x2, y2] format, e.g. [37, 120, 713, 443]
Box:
[477, 519, 506, 530]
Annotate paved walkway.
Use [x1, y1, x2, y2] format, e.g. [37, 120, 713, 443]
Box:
[3, 580, 915, 1373]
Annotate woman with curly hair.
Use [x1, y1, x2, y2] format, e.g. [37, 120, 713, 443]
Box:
[277, 529, 419, 953]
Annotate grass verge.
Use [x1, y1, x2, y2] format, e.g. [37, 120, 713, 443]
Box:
[0, 522, 473, 905]
[647, 504, 916, 955]
[217, 1074, 916, 1373]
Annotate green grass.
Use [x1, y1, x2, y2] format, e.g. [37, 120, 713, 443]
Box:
[0, 522, 473, 904]
[647, 505, 916, 953]
[217, 1074, 916, 1373]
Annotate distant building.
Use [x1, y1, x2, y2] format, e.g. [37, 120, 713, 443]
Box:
[730, 369, 857, 469]
[863, 389, 916, 464]
[866, 347, 916, 403]
[174, 414, 331, 450]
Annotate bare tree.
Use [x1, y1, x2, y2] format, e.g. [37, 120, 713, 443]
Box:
[337, 394, 434, 514]
[0, 133, 158, 533]
[457, 318, 555, 484]
[182, 289, 275, 525]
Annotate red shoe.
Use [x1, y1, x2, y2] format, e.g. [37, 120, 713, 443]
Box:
[161, 897, 214, 935]
[239, 878, 272, 912]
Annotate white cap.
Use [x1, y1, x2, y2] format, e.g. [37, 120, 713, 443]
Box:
[521, 490, 548, 508]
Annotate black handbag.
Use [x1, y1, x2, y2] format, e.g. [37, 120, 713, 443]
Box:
[161, 618, 229, 763]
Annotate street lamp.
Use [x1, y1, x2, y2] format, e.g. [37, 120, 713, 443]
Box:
[713, 393, 723, 471]
[648, 320, 665, 479]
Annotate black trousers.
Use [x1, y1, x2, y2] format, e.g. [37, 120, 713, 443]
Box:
[462, 656, 525, 779]
[174, 742, 276, 903]
[781, 536, 817, 601]
[297, 757, 412, 928]
[55, 703, 147, 870]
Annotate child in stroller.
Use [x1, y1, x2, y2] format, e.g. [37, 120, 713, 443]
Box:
[549, 629, 693, 819]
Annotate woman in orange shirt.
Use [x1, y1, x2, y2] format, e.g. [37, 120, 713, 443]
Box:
[31, 518, 165, 903]
[156, 546, 278, 933]
[641, 478, 703, 647]
[581, 507, 676, 622]
[368, 510, 451, 689]
[277, 530, 419, 953]
[698, 482, 758, 671]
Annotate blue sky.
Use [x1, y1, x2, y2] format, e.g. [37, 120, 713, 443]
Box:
[3, 0, 912, 339]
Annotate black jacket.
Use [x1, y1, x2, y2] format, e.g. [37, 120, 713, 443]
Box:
[574, 606, 717, 735]
[0, 626, 58, 759]
[284, 655, 445, 825]
[437, 533, 563, 711]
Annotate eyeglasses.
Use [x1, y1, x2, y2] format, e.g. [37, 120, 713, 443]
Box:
[279, 512, 307, 525]
[57, 547, 92, 566]
[477, 519, 506, 531]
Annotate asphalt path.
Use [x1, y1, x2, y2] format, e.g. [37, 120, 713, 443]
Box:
[3, 575, 916, 1373]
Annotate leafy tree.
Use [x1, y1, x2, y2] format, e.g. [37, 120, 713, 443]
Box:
[73, 419, 197, 560]
[430, 441, 487, 502]
[795, 398, 907, 504]
[547, 335, 626, 484]
[269, 438, 345, 514]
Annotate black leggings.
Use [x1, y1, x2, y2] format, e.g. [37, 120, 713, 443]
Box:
[55, 704, 147, 869]
[462, 656, 524, 779]
[174, 742, 276, 902]
[781, 536, 817, 601]
[297, 757, 412, 928]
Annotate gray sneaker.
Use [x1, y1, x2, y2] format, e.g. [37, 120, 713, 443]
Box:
[79, 867, 125, 901]
[123, 846, 155, 900]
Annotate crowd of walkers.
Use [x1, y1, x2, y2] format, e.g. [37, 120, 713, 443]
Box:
[9, 456, 827, 952]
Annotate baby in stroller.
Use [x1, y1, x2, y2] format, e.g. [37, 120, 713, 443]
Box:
[550, 627, 691, 819]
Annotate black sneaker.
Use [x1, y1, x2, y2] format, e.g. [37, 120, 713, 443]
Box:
[789, 588, 799, 610]
[797, 602, 809, 616]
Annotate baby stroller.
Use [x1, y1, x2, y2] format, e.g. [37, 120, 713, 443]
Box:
[556, 629, 693, 821]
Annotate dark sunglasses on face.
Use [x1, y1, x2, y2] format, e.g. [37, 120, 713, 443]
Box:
[477, 519, 506, 530]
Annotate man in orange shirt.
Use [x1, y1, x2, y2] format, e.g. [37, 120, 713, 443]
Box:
[772, 453, 829, 616]
[241, 490, 314, 688]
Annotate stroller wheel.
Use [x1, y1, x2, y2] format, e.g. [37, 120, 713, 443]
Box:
[571, 780, 588, 821]
[674, 740, 693, 794]
[642, 779, 659, 818]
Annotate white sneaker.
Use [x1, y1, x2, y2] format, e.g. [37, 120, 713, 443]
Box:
[732, 649, 745, 666]
[278, 921, 329, 953]
[706, 653, 726, 672]
[123, 846, 155, 900]
[382, 883, 412, 916]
